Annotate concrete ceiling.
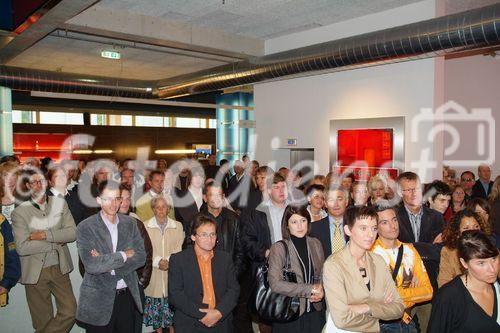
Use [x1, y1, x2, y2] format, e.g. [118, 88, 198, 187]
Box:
[97, 0, 422, 39]
[7, 33, 229, 80]
[2, 0, 500, 82]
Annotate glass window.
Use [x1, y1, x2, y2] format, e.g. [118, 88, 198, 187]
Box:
[163, 117, 171, 127]
[109, 115, 132, 126]
[39, 112, 84, 125]
[135, 115, 163, 127]
[12, 110, 36, 124]
[175, 117, 202, 128]
[209, 119, 217, 129]
[91, 114, 107, 125]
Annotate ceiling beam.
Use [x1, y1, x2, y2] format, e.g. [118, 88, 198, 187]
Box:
[0, 0, 99, 64]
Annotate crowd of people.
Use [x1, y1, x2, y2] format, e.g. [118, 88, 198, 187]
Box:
[0, 153, 499, 333]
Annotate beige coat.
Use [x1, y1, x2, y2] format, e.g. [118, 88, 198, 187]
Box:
[437, 246, 463, 288]
[11, 196, 76, 284]
[268, 237, 325, 315]
[144, 216, 184, 298]
[323, 246, 405, 332]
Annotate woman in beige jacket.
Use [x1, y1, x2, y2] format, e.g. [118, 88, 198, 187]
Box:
[323, 206, 404, 332]
[143, 195, 184, 332]
[268, 205, 326, 333]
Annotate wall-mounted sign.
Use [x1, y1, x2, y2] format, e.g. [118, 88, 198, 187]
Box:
[101, 50, 121, 60]
[287, 138, 297, 146]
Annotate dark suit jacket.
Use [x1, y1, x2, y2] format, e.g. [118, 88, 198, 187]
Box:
[310, 216, 349, 258]
[47, 187, 88, 225]
[173, 188, 200, 234]
[240, 208, 272, 275]
[226, 174, 252, 211]
[471, 179, 494, 199]
[245, 187, 263, 212]
[187, 207, 244, 276]
[396, 205, 444, 244]
[76, 213, 146, 326]
[168, 248, 239, 333]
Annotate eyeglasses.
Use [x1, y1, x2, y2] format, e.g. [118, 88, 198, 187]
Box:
[101, 197, 123, 202]
[29, 179, 47, 185]
[196, 233, 217, 239]
[462, 178, 474, 182]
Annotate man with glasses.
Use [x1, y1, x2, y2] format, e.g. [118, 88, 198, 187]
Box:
[395, 172, 444, 332]
[11, 170, 77, 332]
[76, 180, 146, 332]
[460, 171, 475, 202]
[169, 215, 239, 333]
[396, 172, 444, 244]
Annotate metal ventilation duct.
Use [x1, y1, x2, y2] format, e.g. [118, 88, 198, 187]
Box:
[0, 4, 499, 99]
[157, 3, 500, 98]
[0, 66, 157, 99]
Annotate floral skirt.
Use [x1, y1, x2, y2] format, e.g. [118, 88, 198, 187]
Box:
[143, 296, 174, 329]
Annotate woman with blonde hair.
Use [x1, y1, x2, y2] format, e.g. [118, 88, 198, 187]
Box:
[368, 175, 387, 205]
[0, 162, 20, 224]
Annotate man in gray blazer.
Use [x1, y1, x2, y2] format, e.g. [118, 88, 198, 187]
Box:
[76, 180, 146, 333]
[12, 170, 77, 333]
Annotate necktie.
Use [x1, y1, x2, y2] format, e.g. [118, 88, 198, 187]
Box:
[331, 219, 344, 254]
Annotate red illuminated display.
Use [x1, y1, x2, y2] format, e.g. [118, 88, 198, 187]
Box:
[13, 133, 73, 162]
[337, 129, 393, 168]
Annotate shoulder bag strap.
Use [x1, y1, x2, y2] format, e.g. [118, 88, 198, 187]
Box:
[392, 244, 404, 282]
[278, 240, 291, 270]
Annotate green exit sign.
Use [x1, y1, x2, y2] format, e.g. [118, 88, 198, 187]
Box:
[101, 50, 121, 60]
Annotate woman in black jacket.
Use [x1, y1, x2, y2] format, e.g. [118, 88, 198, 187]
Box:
[428, 230, 499, 333]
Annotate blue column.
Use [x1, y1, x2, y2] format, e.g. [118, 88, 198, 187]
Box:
[216, 92, 254, 163]
[0, 86, 13, 157]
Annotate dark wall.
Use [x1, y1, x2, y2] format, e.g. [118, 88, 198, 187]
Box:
[13, 123, 215, 164]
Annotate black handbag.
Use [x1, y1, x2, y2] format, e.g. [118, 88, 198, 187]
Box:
[248, 240, 301, 323]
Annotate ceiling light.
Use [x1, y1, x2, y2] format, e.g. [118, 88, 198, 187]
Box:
[155, 149, 196, 154]
[94, 149, 113, 154]
[101, 50, 121, 60]
[73, 149, 92, 154]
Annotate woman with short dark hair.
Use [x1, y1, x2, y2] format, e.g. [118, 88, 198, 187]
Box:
[267, 205, 325, 332]
[428, 230, 500, 332]
[322, 206, 404, 332]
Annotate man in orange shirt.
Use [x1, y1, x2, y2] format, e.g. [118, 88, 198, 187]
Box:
[371, 205, 433, 333]
[168, 215, 239, 333]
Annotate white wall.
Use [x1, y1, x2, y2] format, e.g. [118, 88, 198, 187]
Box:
[254, 58, 438, 180]
[255, 0, 442, 181]
[443, 54, 500, 177]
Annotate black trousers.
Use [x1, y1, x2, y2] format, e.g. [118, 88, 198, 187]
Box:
[85, 288, 139, 333]
[233, 271, 254, 333]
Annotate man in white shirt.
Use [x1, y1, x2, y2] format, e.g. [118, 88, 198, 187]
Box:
[76, 180, 146, 332]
